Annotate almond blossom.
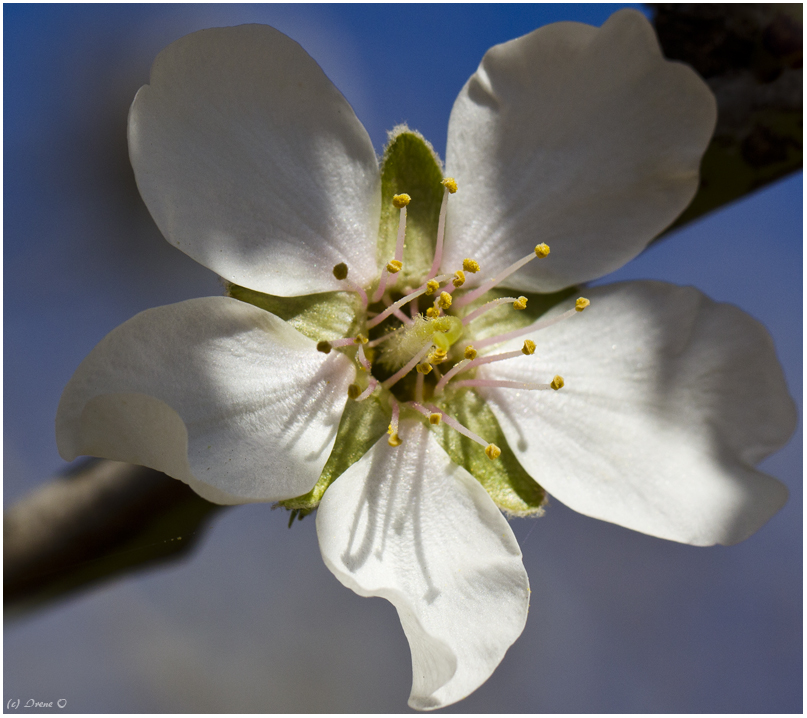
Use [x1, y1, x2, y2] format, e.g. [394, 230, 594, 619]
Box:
[56, 10, 796, 710]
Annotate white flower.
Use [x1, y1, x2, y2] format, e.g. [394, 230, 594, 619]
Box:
[55, 9, 796, 711]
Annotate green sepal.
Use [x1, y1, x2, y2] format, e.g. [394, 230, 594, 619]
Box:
[226, 282, 361, 342]
[279, 390, 391, 512]
[461, 286, 577, 345]
[433, 388, 546, 517]
[377, 126, 445, 285]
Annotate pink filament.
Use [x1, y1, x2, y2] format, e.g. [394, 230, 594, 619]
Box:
[473, 306, 578, 351]
[426, 187, 450, 281]
[453, 251, 537, 309]
[451, 379, 552, 390]
[461, 297, 520, 326]
[382, 343, 432, 389]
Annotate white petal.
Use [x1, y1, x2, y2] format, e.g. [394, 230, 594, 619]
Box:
[316, 420, 529, 710]
[443, 9, 716, 292]
[476, 282, 795, 546]
[129, 25, 380, 296]
[56, 297, 356, 504]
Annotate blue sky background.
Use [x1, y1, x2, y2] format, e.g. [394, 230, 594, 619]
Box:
[4, 4, 802, 713]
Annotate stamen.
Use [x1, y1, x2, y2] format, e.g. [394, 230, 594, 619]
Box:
[416, 362, 433, 375]
[327, 337, 363, 349]
[367, 275, 452, 329]
[464, 345, 478, 360]
[425, 280, 441, 296]
[367, 331, 398, 348]
[426, 179, 457, 281]
[429, 413, 442, 425]
[357, 343, 372, 372]
[347, 384, 362, 400]
[513, 296, 528, 310]
[332, 262, 369, 308]
[382, 343, 433, 389]
[551, 375, 565, 390]
[433, 359, 470, 394]
[575, 297, 590, 312]
[388, 400, 402, 446]
[381, 295, 414, 326]
[437, 291, 452, 310]
[316, 341, 332, 354]
[473, 299, 589, 351]
[434, 348, 533, 394]
[522, 340, 536, 355]
[461, 296, 526, 326]
[410, 402, 500, 460]
[485, 444, 502, 460]
[354, 379, 378, 402]
[452, 270, 465, 287]
[372, 196, 410, 302]
[454, 243, 551, 309]
[463, 258, 480, 273]
[332, 263, 349, 281]
[451, 379, 558, 391]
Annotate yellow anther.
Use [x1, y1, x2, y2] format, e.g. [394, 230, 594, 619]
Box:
[354, 334, 369, 345]
[332, 262, 349, 280]
[386, 259, 403, 274]
[425, 306, 438, 318]
[462, 258, 480, 273]
[416, 362, 433, 375]
[522, 340, 536, 355]
[364, 347, 376, 363]
[441, 177, 458, 194]
[452, 270, 466, 287]
[550, 375, 565, 390]
[316, 341, 332, 354]
[392, 193, 411, 208]
[388, 433, 402, 447]
[347, 384, 362, 400]
[425, 279, 441, 296]
[534, 243, 550, 258]
[429, 413, 442, 425]
[513, 296, 528, 310]
[485, 444, 502, 460]
[429, 347, 448, 364]
[464, 345, 478, 360]
[437, 291, 453, 310]
[575, 297, 590, 312]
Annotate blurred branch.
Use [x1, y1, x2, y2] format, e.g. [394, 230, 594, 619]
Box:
[4, 4, 803, 619]
[652, 3, 803, 235]
[4, 460, 220, 617]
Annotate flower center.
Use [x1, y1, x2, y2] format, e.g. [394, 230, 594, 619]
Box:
[320, 177, 589, 457]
